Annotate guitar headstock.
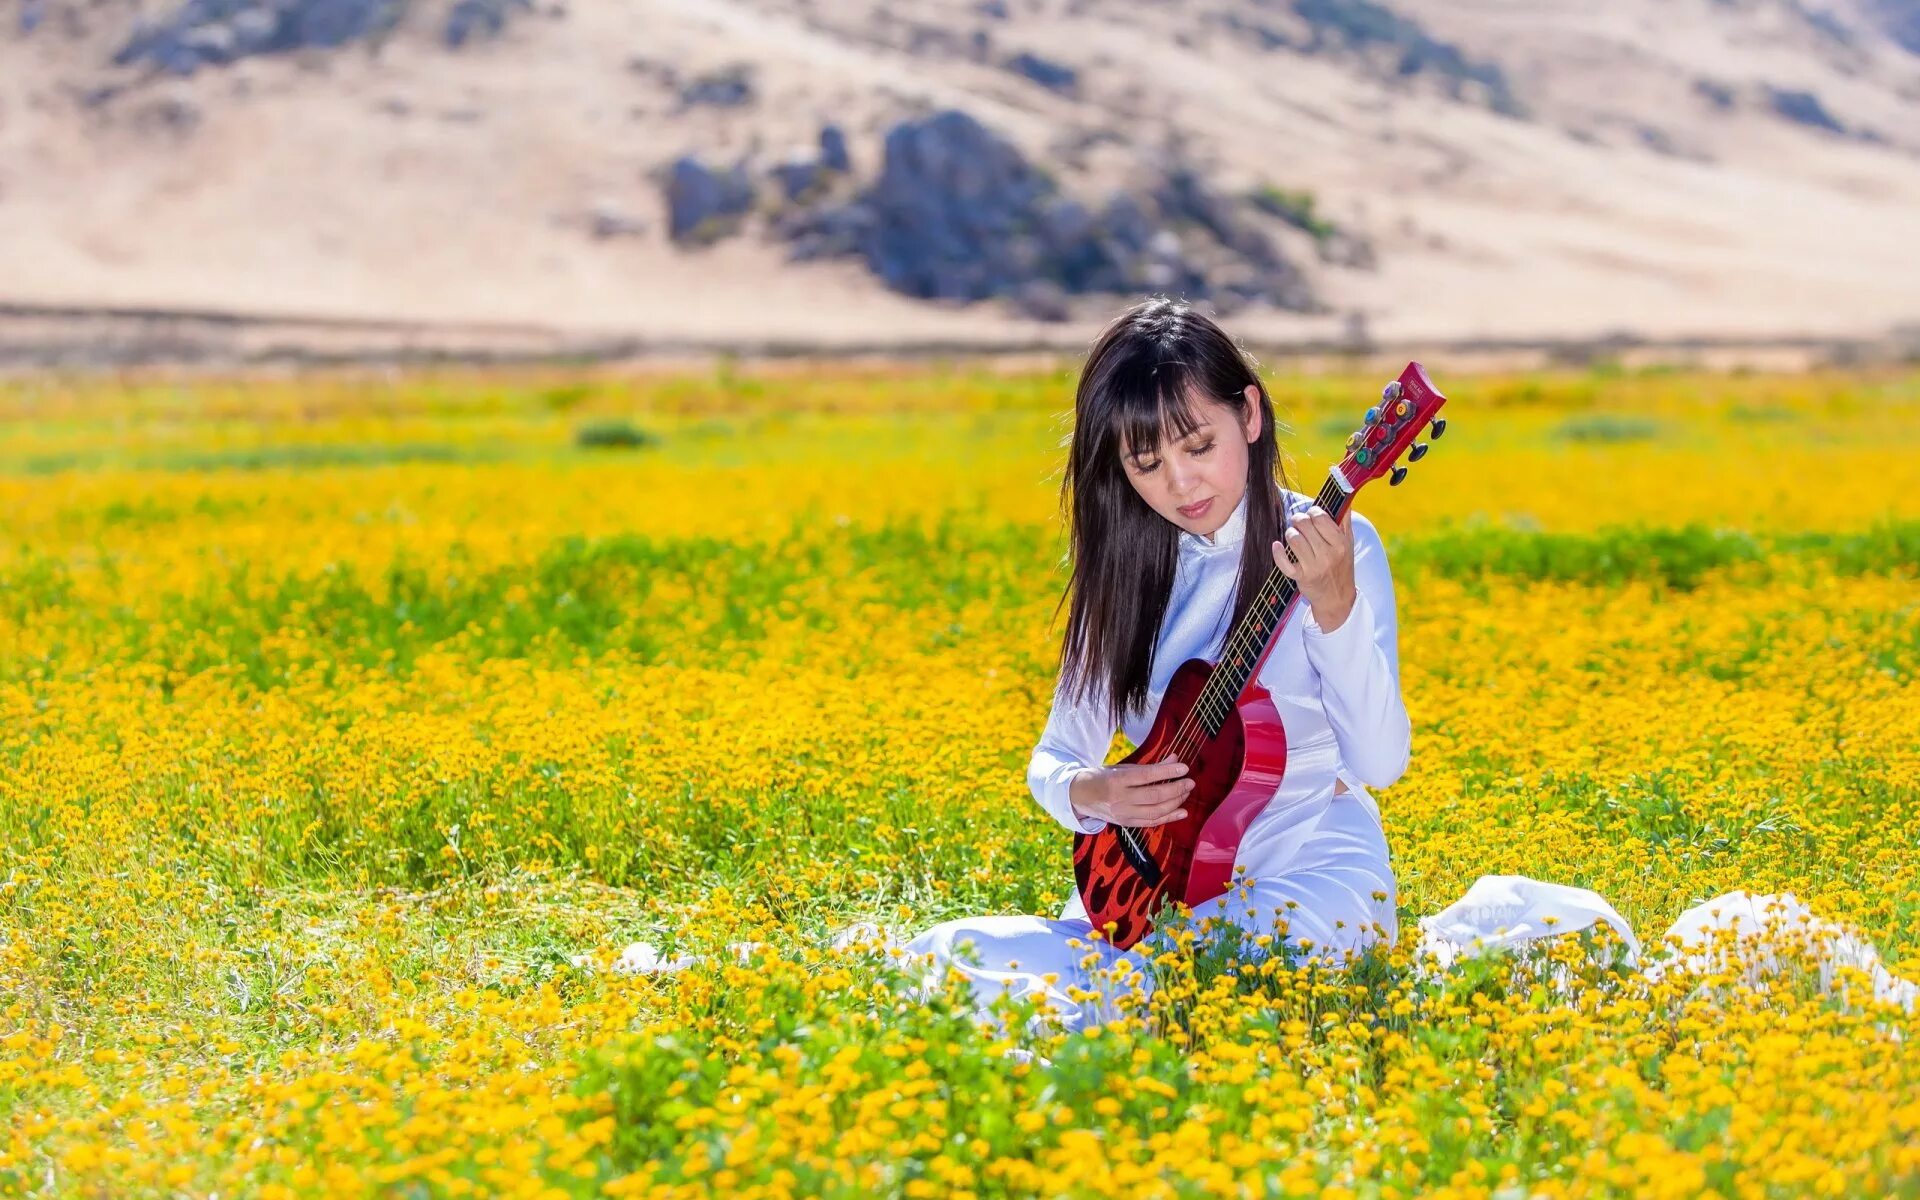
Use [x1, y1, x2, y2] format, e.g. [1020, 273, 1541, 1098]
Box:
[1336, 362, 1448, 492]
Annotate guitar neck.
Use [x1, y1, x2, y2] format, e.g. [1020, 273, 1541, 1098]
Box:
[1179, 361, 1448, 741]
[1190, 473, 1352, 735]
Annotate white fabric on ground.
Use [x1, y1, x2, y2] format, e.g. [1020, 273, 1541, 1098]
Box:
[573, 880, 1917, 1030]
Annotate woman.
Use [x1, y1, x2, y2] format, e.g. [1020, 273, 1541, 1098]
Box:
[904, 296, 1411, 1030]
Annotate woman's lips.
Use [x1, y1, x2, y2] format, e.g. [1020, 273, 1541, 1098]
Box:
[1178, 497, 1214, 518]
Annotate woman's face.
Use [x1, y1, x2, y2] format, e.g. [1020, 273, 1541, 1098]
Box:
[1120, 384, 1261, 542]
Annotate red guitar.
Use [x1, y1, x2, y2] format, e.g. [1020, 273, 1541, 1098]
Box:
[1072, 363, 1449, 949]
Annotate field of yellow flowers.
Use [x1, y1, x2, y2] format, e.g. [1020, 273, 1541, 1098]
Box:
[2, 363, 1917, 1198]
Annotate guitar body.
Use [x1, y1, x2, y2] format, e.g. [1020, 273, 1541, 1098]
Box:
[1071, 658, 1290, 949]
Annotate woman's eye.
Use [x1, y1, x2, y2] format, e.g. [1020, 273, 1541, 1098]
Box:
[1191, 441, 1215, 456]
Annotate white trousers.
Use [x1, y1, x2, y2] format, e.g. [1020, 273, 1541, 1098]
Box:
[903, 788, 1395, 1031]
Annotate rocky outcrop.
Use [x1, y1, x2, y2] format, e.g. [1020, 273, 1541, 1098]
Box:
[113, 0, 400, 72]
[775, 110, 1317, 317]
[111, 0, 525, 73]
[1220, 0, 1524, 118]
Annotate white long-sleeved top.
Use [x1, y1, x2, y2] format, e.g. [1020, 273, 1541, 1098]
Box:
[1027, 486, 1411, 866]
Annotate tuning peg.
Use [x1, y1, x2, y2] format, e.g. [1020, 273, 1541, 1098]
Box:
[1346, 431, 1364, 450]
[1382, 380, 1403, 403]
[1407, 441, 1429, 461]
[1389, 465, 1409, 486]
[1364, 405, 1380, 423]
[1430, 417, 1447, 439]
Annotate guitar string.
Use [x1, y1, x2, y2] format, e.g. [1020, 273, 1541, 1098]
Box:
[1161, 472, 1346, 762]
[1160, 482, 1330, 766]
[1114, 471, 1345, 878]
[1166, 400, 1426, 752]
[1184, 473, 1346, 733]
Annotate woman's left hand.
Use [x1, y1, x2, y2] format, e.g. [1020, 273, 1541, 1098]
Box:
[1272, 505, 1357, 633]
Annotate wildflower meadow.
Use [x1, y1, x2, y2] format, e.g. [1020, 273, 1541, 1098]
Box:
[2, 364, 1917, 1198]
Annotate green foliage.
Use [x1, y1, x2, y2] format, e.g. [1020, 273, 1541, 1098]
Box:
[1392, 520, 1919, 590]
[573, 419, 659, 450]
[1554, 413, 1664, 443]
[19, 441, 499, 474]
[1248, 185, 1337, 240]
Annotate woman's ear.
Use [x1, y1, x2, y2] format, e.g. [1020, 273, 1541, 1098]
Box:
[1242, 384, 1262, 442]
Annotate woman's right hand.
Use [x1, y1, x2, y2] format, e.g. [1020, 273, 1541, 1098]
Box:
[1067, 759, 1194, 828]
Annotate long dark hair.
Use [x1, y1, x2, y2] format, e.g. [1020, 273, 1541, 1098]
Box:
[1056, 296, 1294, 722]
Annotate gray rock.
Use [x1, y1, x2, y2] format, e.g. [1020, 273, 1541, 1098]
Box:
[680, 64, 755, 109]
[230, 7, 282, 52]
[299, 0, 390, 47]
[113, 0, 407, 74]
[773, 108, 1316, 312]
[1288, 0, 1524, 118]
[1096, 192, 1155, 256]
[1868, 0, 1920, 54]
[1004, 50, 1078, 95]
[818, 124, 851, 173]
[858, 109, 1056, 300]
[771, 153, 829, 203]
[180, 23, 238, 59]
[664, 156, 756, 244]
[445, 0, 531, 48]
[1157, 166, 1278, 266]
[778, 201, 874, 262]
[1693, 78, 1736, 111]
[1766, 86, 1846, 135]
[110, 0, 529, 71]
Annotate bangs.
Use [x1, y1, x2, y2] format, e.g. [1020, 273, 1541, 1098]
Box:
[1107, 357, 1208, 466]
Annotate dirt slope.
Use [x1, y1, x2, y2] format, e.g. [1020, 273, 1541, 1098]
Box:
[4, 0, 1919, 353]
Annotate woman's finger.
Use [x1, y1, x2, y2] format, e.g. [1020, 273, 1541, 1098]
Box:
[1127, 790, 1189, 821]
[1284, 523, 1321, 573]
[1305, 507, 1342, 553]
[1142, 778, 1195, 804]
[1135, 759, 1188, 782]
[1271, 539, 1298, 577]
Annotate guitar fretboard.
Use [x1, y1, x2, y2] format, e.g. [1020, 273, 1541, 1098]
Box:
[1187, 474, 1350, 736]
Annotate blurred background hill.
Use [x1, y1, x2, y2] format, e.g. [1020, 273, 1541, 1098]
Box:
[5, 0, 1920, 363]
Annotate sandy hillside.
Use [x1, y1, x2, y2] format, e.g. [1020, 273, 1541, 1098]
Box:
[3, 0, 1920, 356]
